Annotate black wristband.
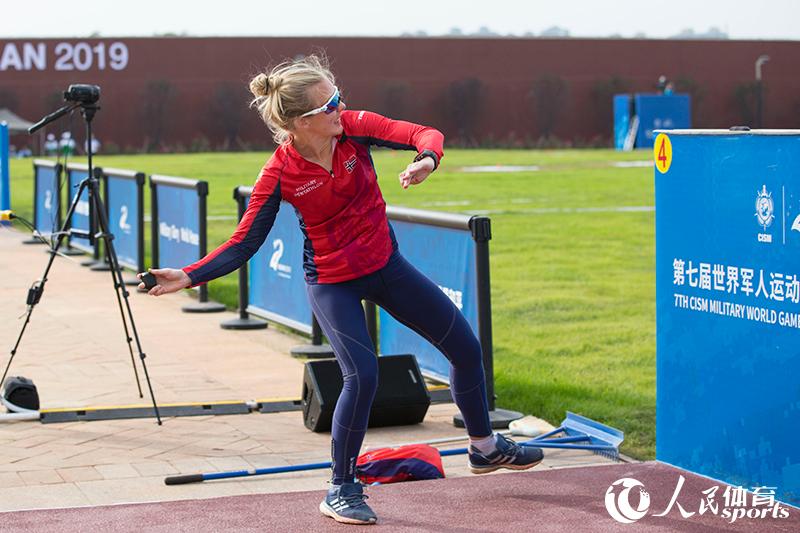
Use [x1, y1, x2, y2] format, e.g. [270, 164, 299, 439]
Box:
[414, 150, 439, 170]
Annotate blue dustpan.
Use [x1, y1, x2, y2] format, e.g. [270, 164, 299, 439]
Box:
[522, 411, 624, 460]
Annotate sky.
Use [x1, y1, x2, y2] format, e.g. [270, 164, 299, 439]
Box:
[1, 0, 799, 41]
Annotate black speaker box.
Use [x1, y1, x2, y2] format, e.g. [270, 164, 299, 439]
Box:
[302, 354, 430, 432]
[3, 376, 40, 411]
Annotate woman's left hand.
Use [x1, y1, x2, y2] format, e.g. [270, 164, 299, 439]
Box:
[399, 157, 435, 189]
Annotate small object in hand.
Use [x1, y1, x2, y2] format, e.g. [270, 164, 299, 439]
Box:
[141, 272, 158, 290]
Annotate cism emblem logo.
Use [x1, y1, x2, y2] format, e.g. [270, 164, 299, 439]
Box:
[755, 185, 774, 230]
[605, 478, 651, 524]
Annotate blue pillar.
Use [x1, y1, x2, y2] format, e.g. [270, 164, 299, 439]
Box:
[0, 122, 10, 223]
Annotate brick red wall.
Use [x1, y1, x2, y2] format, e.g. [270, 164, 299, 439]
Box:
[1, 37, 798, 151]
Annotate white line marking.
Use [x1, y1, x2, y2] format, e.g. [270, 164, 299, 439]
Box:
[613, 161, 654, 168]
[460, 165, 540, 173]
[466, 206, 655, 216]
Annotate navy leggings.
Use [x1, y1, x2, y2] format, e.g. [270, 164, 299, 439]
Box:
[307, 251, 492, 485]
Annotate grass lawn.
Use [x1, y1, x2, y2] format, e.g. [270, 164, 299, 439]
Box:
[7, 148, 656, 459]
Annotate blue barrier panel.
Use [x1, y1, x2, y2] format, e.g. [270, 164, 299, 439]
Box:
[380, 208, 481, 383]
[0, 122, 9, 216]
[65, 163, 92, 253]
[635, 94, 690, 149]
[247, 197, 311, 334]
[32, 159, 61, 238]
[613, 94, 631, 150]
[150, 174, 222, 309]
[151, 175, 203, 269]
[655, 130, 800, 507]
[104, 168, 145, 272]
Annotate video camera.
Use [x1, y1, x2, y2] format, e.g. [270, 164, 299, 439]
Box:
[63, 84, 100, 105]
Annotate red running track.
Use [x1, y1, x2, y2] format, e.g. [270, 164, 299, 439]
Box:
[1, 462, 797, 532]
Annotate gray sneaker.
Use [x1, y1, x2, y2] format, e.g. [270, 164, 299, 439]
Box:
[468, 434, 544, 474]
[319, 482, 377, 525]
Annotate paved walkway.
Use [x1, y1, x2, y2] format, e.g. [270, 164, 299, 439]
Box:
[0, 227, 621, 514]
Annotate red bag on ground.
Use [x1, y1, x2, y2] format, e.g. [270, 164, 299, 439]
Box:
[356, 444, 445, 484]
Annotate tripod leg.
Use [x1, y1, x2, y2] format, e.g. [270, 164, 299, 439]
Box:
[101, 232, 144, 398]
[2, 178, 89, 386]
[1, 308, 35, 386]
[90, 180, 162, 425]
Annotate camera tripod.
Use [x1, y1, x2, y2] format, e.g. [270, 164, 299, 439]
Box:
[2, 87, 161, 424]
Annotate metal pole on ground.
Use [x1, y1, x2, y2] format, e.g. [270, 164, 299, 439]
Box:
[221, 187, 267, 330]
[290, 314, 334, 358]
[181, 180, 224, 313]
[453, 216, 523, 429]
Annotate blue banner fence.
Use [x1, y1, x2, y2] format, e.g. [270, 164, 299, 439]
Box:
[102, 168, 145, 275]
[65, 162, 94, 254]
[150, 174, 223, 312]
[31, 159, 62, 243]
[655, 129, 800, 507]
[234, 185, 324, 340]
[227, 189, 497, 409]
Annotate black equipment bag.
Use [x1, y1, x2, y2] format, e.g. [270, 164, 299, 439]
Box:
[3, 376, 40, 411]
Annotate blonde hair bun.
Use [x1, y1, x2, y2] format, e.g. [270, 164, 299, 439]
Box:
[267, 74, 283, 93]
[248, 54, 336, 144]
[249, 73, 269, 98]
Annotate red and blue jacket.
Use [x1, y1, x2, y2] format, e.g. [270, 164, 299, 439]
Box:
[183, 110, 444, 285]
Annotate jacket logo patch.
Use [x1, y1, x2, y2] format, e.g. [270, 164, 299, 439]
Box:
[345, 155, 357, 173]
[294, 179, 323, 197]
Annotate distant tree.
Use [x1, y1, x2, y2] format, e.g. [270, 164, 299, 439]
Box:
[208, 82, 247, 150]
[674, 76, 707, 126]
[529, 74, 569, 137]
[0, 89, 18, 110]
[141, 80, 175, 151]
[43, 90, 64, 113]
[540, 26, 570, 38]
[375, 82, 410, 120]
[590, 75, 631, 137]
[670, 27, 728, 40]
[671, 28, 696, 39]
[795, 99, 800, 128]
[440, 78, 485, 145]
[448, 27, 463, 36]
[733, 81, 761, 127]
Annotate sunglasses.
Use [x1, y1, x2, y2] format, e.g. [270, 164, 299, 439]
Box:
[300, 87, 342, 117]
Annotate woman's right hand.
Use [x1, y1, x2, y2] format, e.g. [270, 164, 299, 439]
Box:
[137, 268, 192, 296]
